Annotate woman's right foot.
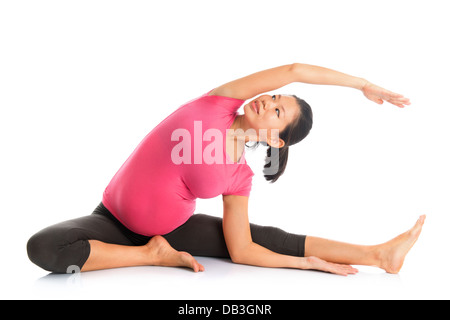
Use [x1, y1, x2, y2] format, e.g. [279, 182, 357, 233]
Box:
[377, 215, 426, 274]
[145, 235, 205, 272]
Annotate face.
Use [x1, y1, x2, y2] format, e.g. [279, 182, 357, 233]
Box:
[243, 94, 300, 147]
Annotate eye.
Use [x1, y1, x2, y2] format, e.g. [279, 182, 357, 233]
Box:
[272, 96, 280, 117]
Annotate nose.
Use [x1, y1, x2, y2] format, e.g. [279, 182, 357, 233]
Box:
[262, 96, 275, 110]
[258, 95, 274, 114]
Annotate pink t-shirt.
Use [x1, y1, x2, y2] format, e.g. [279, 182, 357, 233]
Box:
[102, 91, 254, 236]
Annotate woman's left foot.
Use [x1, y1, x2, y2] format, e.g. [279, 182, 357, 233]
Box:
[145, 235, 205, 272]
[378, 215, 426, 274]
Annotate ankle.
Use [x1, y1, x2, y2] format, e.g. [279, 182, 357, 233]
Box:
[370, 244, 385, 268]
[140, 243, 159, 265]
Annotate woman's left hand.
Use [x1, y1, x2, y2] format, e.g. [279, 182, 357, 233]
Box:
[362, 81, 411, 108]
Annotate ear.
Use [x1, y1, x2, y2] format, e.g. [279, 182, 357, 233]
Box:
[264, 129, 285, 148]
[266, 137, 285, 149]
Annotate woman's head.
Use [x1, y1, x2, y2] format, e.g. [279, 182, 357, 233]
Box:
[243, 94, 301, 147]
[244, 94, 313, 182]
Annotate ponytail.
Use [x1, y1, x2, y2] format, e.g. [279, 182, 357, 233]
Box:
[263, 145, 289, 183]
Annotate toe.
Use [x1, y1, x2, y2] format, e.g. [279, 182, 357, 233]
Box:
[419, 215, 426, 224]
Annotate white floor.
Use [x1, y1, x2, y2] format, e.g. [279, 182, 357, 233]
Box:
[2, 201, 449, 300]
[4, 248, 449, 300]
[0, 195, 450, 300]
[5, 199, 449, 300]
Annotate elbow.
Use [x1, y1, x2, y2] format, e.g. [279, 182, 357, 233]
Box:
[290, 62, 303, 74]
[230, 254, 245, 265]
[228, 248, 247, 265]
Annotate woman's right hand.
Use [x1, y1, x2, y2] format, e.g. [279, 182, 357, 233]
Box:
[304, 256, 359, 276]
[361, 81, 411, 108]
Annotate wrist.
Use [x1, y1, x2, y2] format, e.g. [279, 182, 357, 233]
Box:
[356, 78, 369, 91]
[296, 257, 312, 270]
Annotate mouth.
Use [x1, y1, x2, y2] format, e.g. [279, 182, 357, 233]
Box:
[251, 100, 260, 114]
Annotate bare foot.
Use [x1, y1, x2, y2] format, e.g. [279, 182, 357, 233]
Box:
[378, 215, 426, 274]
[145, 235, 205, 272]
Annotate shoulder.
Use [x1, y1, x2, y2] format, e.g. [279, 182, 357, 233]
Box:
[208, 87, 227, 97]
[222, 164, 254, 197]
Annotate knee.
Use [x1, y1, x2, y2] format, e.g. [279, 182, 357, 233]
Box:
[250, 225, 291, 252]
[251, 225, 285, 243]
[27, 228, 87, 274]
[27, 229, 60, 273]
[250, 225, 305, 257]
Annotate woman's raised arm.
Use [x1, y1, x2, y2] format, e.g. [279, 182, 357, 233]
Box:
[209, 64, 298, 100]
[291, 63, 411, 108]
[210, 63, 410, 108]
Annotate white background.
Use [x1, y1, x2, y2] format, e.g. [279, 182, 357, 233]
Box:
[1, 0, 449, 300]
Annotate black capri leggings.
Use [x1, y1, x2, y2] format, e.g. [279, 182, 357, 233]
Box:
[27, 202, 306, 273]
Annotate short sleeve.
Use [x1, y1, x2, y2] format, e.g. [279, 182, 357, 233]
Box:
[202, 90, 246, 115]
[223, 165, 254, 197]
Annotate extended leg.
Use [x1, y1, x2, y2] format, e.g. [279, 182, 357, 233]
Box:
[164, 213, 425, 274]
[304, 237, 378, 267]
[304, 215, 426, 273]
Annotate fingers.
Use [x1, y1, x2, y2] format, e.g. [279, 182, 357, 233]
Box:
[419, 214, 426, 223]
[374, 98, 384, 105]
[379, 88, 410, 107]
[416, 215, 426, 226]
[364, 82, 411, 108]
[306, 256, 358, 276]
[329, 263, 359, 276]
[377, 94, 410, 108]
[366, 95, 383, 104]
[389, 101, 410, 108]
[387, 94, 411, 108]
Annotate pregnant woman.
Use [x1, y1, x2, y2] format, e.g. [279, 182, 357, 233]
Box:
[27, 63, 425, 276]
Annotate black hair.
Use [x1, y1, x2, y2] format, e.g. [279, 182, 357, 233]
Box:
[246, 95, 313, 183]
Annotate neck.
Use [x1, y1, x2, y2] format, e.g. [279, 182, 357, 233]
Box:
[226, 115, 254, 163]
[229, 115, 256, 143]
[230, 114, 245, 131]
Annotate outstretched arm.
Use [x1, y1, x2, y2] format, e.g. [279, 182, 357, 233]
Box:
[210, 63, 410, 108]
[291, 63, 411, 108]
[222, 194, 358, 276]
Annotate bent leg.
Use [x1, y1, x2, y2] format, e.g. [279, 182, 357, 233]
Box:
[27, 203, 136, 273]
[163, 213, 306, 258]
[83, 236, 204, 272]
[27, 203, 204, 273]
